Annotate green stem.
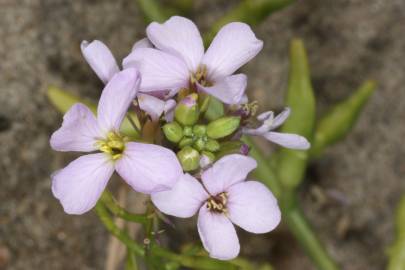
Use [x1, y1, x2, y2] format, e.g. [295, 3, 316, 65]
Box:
[95, 203, 145, 257]
[283, 203, 339, 270]
[100, 191, 148, 224]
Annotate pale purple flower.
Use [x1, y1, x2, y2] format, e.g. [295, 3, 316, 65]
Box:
[243, 107, 310, 150]
[81, 40, 175, 121]
[123, 16, 263, 105]
[50, 68, 182, 215]
[152, 154, 281, 260]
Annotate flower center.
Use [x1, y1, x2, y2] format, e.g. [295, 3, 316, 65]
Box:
[190, 65, 212, 87]
[97, 132, 127, 160]
[206, 192, 228, 214]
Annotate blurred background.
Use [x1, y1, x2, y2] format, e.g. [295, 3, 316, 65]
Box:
[0, 0, 404, 269]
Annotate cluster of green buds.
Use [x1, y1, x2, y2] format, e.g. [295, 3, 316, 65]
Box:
[162, 93, 241, 171]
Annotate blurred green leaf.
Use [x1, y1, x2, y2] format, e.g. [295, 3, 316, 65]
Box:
[310, 80, 376, 158]
[47, 86, 140, 139]
[136, 0, 171, 23]
[387, 196, 405, 270]
[276, 39, 316, 190]
[168, 0, 193, 15]
[125, 249, 139, 270]
[204, 0, 295, 45]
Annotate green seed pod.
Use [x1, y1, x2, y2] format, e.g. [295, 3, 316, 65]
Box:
[179, 137, 194, 148]
[205, 139, 220, 152]
[183, 126, 193, 137]
[177, 146, 200, 172]
[162, 122, 183, 143]
[175, 94, 200, 126]
[194, 138, 206, 151]
[193, 124, 207, 136]
[206, 116, 241, 139]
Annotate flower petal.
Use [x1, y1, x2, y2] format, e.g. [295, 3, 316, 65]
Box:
[202, 154, 257, 196]
[138, 94, 165, 121]
[147, 16, 204, 72]
[115, 142, 182, 194]
[197, 74, 247, 105]
[197, 205, 240, 260]
[131, 38, 153, 51]
[52, 153, 114, 215]
[227, 181, 281, 233]
[264, 132, 310, 150]
[202, 22, 263, 80]
[50, 103, 102, 152]
[123, 48, 189, 92]
[270, 107, 290, 130]
[81, 40, 120, 84]
[97, 68, 140, 133]
[151, 174, 208, 218]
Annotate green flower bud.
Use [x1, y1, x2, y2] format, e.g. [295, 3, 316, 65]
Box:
[183, 126, 193, 137]
[205, 139, 220, 152]
[193, 124, 207, 136]
[206, 116, 241, 139]
[175, 94, 200, 126]
[162, 122, 183, 143]
[179, 137, 194, 148]
[198, 94, 211, 113]
[194, 138, 206, 151]
[177, 146, 200, 171]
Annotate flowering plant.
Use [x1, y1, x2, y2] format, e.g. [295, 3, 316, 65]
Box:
[48, 4, 375, 269]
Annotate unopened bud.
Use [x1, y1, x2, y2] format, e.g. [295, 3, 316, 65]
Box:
[177, 146, 200, 171]
[193, 124, 207, 136]
[183, 126, 193, 137]
[206, 116, 241, 139]
[175, 94, 200, 126]
[194, 138, 206, 151]
[162, 122, 183, 143]
[179, 137, 194, 148]
[200, 151, 215, 168]
[205, 139, 220, 152]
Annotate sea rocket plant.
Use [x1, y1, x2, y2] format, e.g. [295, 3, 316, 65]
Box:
[152, 154, 281, 260]
[50, 68, 182, 214]
[50, 15, 311, 262]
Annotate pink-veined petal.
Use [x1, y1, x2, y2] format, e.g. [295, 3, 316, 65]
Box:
[202, 154, 257, 196]
[264, 132, 310, 150]
[197, 205, 240, 260]
[50, 103, 103, 152]
[115, 142, 182, 194]
[151, 174, 208, 218]
[202, 23, 263, 80]
[123, 48, 189, 92]
[81, 40, 119, 84]
[227, 181, 281, 234]
[131, 38, 153, 51]
[52, 153, 114, 215]
[147, 16, 204, 72]
[138, 94, 165, 121]
[97, 68, 140, 133]
[197, 74, 247, 105]
[270, 107, 290, 130]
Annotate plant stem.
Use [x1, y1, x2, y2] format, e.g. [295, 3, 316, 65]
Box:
[95, 202, 145, 257]
[100, 191, 148, 224]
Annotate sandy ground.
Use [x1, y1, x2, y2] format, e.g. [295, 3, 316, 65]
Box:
[0, 0, 404, 269]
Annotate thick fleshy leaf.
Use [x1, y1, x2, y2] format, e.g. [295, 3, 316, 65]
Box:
[138, 94, 165, 121]
[97, 68, 140, 133]
[197, 205, 240, 260]
[264, 132, 310, 150]
[227, 181, 281, 233]
[151, 174, 208, 218]
[81, 40, 120, 84]
[52, 153, 114, 215]
[202, 22, 263, 80]
[147, 16, 204, 72]
[197, 74, 247, 105]
[131, 38, 153, 51]
[115, 142, 182, 194]
[123, 48, 189, 92]
[202, 154, 257, 196]
[271, 107, 290, 130]
[50, 103, 103, 152]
